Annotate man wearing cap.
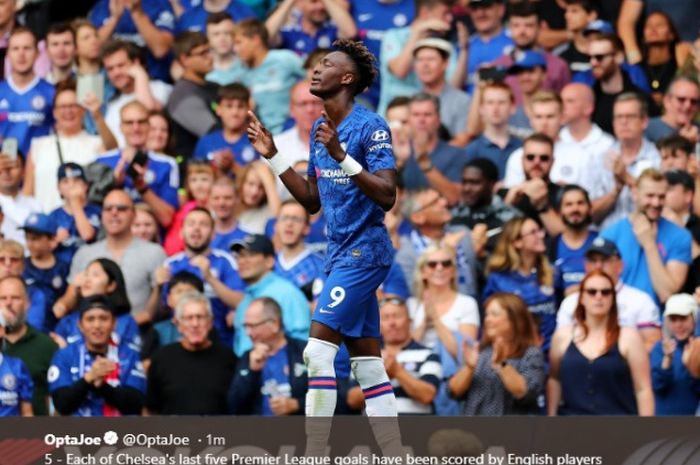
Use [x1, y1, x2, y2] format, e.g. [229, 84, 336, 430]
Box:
[231, 234, 310, 357]
[491, 1, 570, 106]
[650, 293, 700, 415]
[377, 0, 458, 115]
[161, 207, 244, 349]
[0, 275, 58, 416]
[0, 153, 40, 247]
[48, 295, 146, 416]
[0, 310, 34, 416]
[20, 213, 70, 311]
[505, 50, 548, 138]
[413, 37, 471, 138]
[556, 237, 661, 351]
[49, 162, 101, 264]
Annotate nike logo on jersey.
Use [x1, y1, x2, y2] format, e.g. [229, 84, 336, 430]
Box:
[358, 13, 373, 22]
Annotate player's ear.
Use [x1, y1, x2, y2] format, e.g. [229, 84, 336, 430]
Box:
[340, 72, 355, 87]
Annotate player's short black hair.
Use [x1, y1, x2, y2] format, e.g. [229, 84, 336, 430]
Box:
[557, 184, 591, 210]
[509, 1, 540, 20]
[656, 134, 694, 156]
[464, 158, 499, 183]
[332, 39, 378, 96]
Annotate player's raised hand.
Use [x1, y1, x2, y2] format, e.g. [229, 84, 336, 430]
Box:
[246, 111, 277, 159]
[315, 111, 344, 161]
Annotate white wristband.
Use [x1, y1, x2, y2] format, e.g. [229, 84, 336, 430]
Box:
[339, 154, 363, 176]
[267, 153, 290, 176]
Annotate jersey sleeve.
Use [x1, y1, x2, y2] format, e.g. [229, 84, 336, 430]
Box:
[362, 116, 395, 173]
[47, 349, 74, 393]
[668, 228, 692, 265]
[149, 0, 176, 33]
[152, 162, 180, 209]
[418, 352, 442, 389]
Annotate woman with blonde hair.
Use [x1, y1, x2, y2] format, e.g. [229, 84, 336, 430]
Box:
[483, 217, 556, 351]
[548, 270, 653, 416]
[449, 293, 545, 415]
[235, 161, 281, 234]
[408, 244, 479, 358]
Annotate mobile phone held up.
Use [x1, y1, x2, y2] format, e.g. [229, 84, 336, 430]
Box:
[478, 66, 507, 83]
[1, 138, 19, 161]
[126, 150, 148, 179]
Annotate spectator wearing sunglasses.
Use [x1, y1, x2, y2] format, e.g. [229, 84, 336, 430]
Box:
[501, 132, 565, 236]
[483, 217, 559, 353]
[645, 76, 700, 144]
[548, 270, 654, 416]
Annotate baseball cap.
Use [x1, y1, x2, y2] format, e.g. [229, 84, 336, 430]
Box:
[507, 50, 547, 74]
[79, 295, 115, 318]
[57, 162, 87, 182]
[664, 294, 698, 319]
[413, 38, 452, 58]
[19, 213, 57, 236]
[583, 20, 615, 35]
[585, 237, 620, 259]
[230, 234, 275, 256]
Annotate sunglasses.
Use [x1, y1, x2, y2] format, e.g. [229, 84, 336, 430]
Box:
[426, 259, 453, 269]
[524, 153, 551, 163]
[672, 95, 700, 106]
[583, 288, 614, 297]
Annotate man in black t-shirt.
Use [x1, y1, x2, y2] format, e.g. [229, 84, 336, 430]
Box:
[144, 291, 236, 415]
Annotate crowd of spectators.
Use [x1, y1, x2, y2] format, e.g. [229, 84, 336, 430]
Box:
[1, 0, 700, 417]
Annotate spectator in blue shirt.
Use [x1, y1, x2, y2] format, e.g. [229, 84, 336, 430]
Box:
[89, 0, 175, 82]
[651, 293, 700, 415]
[265, 0, 357, 59]
[231, 234, 310, 357]
[177, 0, 256, 34]
[601, 168, 691, 305]
[0, 312, 34, 417]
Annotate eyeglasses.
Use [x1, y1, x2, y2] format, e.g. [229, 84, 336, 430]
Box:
[613, 113, 641, 122]
[243, 318, 272, 329]
[588, 52, 615, 62]
[379, 297, 405, 307]
[524, 153, 551, 163]
[103, 204, 131, 213]
[425, 259, 453, 269]
[278, 215, 306, 224]
[55, 103, 81, 111]
[122, 119, 148, 126]
[179, 313, 210, 323]
[671, 95, 700, 106]
[583, 287, 614, 297]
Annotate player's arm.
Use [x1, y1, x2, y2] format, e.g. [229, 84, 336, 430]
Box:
[128, 0, 174, 59]
[247, 111, 322, 213]
[315, 112, 396, 211]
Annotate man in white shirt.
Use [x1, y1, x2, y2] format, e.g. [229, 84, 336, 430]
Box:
[504, 90, 604, 196]
[559, 83, 614, 165]
[101, 40, 172, 146]
[556, 237, 661, 352]
[0, 155, 39, 246]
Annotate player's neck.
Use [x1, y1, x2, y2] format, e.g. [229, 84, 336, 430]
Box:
[323, 97, 354, 127]
[562, 226, 590, 247]
[483, 124, 510, 146]
[282, 242, 306, 260]
[10, 70, 36, 89]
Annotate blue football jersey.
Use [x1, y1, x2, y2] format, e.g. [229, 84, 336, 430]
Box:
[54, 312, 141, 353]
[89, 0, 175, 82]
[0, 354, 33, 417]
[351, 0, 415, 106]
[27, 285, 51, 334]
[274, 248, 326, 301]
[176, 2, 256, 33]
[96, 150, 180, 208]
[193, 130, 259, 166]
[307, 104, 395, 272]
[49, 205, 102, 264]
[0, 77, 54, 156]
[47, 342, 146, 417]
[22, 257, 70, 310]
[553, 231, 598, 291]
[279, 21, 337, 58]
[260, 347, 292, 416]
[212, 226, 249, 251]
[163, 249, 244, 348]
